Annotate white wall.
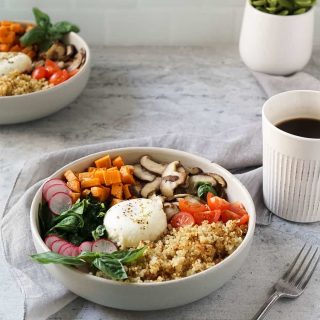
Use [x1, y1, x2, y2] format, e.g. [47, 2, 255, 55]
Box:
[0, 0, 319, 46]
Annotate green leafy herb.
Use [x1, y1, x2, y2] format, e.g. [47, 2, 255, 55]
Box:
[20, 7, 80, 51]
[251, 0, 316, 15]
[42, 197, 107, 246]
[31, 247, 145, 280]
[92, 225, 107, 241]
[197, 182, 217, 200]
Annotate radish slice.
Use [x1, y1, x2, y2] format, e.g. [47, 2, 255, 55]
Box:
[61, 246, 75, 256]
[44, 235, 62, 249]
[92, 239, 117, 253]
[43, 179, 66, 195]
[71, 246, 80, 257]
[58, 243, 73, 254]
[44, 184, 71, 202]
[79, 241, 93, 253]
[48, 192, 72, 215]
[52, 240, 69, 253]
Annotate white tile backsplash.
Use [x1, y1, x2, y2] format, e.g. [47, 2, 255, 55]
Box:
[0, 0, 319, 46]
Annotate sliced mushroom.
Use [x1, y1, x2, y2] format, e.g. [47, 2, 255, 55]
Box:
[186, 167, 203, 175]
[187, 174, 218, 194]
[45, 42, 66, 60]
[57, 61, 65, 69]
[163, 202, 179, 220]
[140, 155, 167, 175]
[133, 164, 156, 182]
[129, 181, 142, 197]
[160, 161, 187, 197]
[67, 49, 84, 72]
[148, 193, 165, 203]
[66, 44, 76, 58]
[207, 173, 227, 188]
[141, 177, 161, 198]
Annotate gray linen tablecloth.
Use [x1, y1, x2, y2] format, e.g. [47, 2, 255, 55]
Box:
[1, 72, 320, 320]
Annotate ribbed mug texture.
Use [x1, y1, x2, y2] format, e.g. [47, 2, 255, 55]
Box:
[262, 90, 320, 223]
[263, 143, 320, 222]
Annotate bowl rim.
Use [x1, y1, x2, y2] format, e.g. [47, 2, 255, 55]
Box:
[0, 20, 91, 100]
[30, 147, 256, 287]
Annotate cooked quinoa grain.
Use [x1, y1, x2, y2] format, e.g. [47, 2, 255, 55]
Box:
[97, 220, 247, 282]
[0, 71, 52, 96]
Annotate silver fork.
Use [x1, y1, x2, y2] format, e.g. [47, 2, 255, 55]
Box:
[252, 244, 320, 320]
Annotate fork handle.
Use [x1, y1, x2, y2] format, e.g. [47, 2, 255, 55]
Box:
[251, 291, 282, 320]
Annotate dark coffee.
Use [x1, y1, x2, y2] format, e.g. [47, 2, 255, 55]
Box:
[276, 118, 320, 139]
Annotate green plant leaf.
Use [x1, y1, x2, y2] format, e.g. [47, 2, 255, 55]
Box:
[93, 257, 127, 280]
[197, 182, 217, 200]
[20, 26, 46, 46]
[51, 21, 80, 34]
[31, 251, 84, 265]
[111, 247, 145, 264]
[33, 7, 51, 30]
[50, 215, 84, 232]
[92, 225, 107, 241]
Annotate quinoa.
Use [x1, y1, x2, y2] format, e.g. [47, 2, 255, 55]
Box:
[0, 71, 52, 96]
[97, 220, 247, 283]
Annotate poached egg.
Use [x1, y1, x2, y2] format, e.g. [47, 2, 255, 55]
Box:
[104, 198, 167, 248]
[0, 52, 32, 76]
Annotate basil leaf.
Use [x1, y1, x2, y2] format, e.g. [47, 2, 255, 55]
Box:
[197, 182, 217, 200]
[51, 21, 80, 34]
[111, 247, 145, 263]
[20, 26, 46, 46]
[31, 251, 84, 265]
[92, 225, 107, 241]
[93, 257, 127, 280]
[33, 7, 51, 30]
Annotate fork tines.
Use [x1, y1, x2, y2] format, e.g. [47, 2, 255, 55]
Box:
[283, 243, 320, 289]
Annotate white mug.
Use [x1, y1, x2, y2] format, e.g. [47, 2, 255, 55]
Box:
[262, 90, 320, 222]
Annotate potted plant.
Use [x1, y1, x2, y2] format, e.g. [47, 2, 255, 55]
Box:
[239, 0, 317, 75]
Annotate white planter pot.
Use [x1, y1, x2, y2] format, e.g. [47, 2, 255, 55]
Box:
[239, 1, 314, 75]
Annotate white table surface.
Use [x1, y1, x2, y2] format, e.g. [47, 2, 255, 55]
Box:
[1, 46, 320, 320]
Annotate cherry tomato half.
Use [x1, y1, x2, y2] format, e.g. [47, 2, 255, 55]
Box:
[229, 201, 248, 217]
[45, 59, 60, 77]
[170, 212, 195, 228]
[178, 199, 208, 214]
[193, 210, 221, 225]
[221, 210, 241, 223]
[207, 194, 230, 211]
[32, 66, 48, 80]
[49, 69, 69, 86]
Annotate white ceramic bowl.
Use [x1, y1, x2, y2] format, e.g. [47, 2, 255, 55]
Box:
[0, 26, 91, 125]
[30, 147, 256, 310]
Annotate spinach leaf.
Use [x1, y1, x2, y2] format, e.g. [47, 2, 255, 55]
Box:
[49, 215, 84, 232]
[31, 251, 84, 265]
[92, 225, 107, 241]
[93, 257, 127, 280]
[197, 182, 217, 200]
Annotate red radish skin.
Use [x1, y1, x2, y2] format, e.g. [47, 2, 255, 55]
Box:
[61, 246, 75, 256]
[44, 235, 62, 249]
[43, 179, 66, 195]
[71, 246, 80, 256]
[44, 184, 71, 202]
[48, 192, 72, 215]
[92, 239, 117, 253]
[79, 241, 93, 253]
[58, 243, 73, 254]
[51, 240, 69, 253]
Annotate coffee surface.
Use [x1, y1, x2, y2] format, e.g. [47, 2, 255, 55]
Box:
[276, 118, 320, 139]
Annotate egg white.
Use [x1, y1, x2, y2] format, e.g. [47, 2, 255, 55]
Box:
[0, 52, 32, 76]
[104, 198, 167, 248]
